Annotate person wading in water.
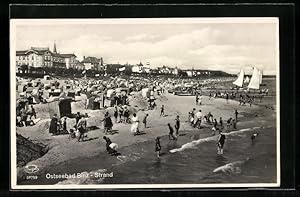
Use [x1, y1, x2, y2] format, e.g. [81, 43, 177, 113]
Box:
[168, 123, 177, 140]
[175, 115, 180, 136]
[155, 137, 161, 158]
[217, 128, 226, 154]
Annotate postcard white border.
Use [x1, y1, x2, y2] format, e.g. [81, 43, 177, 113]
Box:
[10, 17, 280, 190]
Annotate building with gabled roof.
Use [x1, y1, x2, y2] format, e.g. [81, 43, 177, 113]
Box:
[16, 47, 53, 69]
[81, 56, 103, 70]
[15, 42, 79, 71]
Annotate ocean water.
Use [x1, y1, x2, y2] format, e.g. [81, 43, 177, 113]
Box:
[47, 126, 276, 185]
[102, 127, 277, 184]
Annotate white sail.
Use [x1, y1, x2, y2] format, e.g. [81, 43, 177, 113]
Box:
[233, 69, 244, 87]
[244, 76, 250, 83]
[248, 67, 260, 90]
[258, 69, 263, 84]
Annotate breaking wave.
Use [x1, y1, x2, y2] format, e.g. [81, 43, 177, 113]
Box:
[212, 158, 250, 174]
[170, 126, 263, 153]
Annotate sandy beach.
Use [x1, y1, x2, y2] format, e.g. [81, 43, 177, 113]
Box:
[16, 86, 276, 184]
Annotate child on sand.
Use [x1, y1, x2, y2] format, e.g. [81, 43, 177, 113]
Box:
[160, 105, 165, 116]
[155, 137, 161, 158]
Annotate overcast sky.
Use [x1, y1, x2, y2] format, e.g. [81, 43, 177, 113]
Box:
[13, 18, 278, 75]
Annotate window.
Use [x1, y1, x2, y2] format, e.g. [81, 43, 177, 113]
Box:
[32, 56, 34, 60]
[23, 56, 25, 60]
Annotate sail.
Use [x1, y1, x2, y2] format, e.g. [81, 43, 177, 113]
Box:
[258, 69, 263, 84]
[233, 69, 244, 87]
[244, 76, 250, 83]
[248, 67, 260, 89]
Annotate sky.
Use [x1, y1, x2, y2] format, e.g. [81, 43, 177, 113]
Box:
[13, 18, 278, 75]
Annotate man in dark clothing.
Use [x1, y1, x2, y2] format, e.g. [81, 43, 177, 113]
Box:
[62, 117, 67, 132]
[123, 107, 130, 123]
[75, 112, 81, 128]
[195, 95, 199, 105]
[204, 112, 213, 124]
[114, 106, 118, 123]
[49, 114, 58, 134]
[232, 119, 237, 130]
[217, 129, 226, 154]
[160, 105, 165, 117]
[29, 105, 36, 120]
[234, 110, 239, 122]
[175, 115, 180, 135]
[168, 123, 177, 140]
[239, 95, 243, 105]
[103, 112, 113, 134]
[143, 114, 149, 128]
[226, 92, 229, 104]
[219, 117, 223, 129]
[20, 109, 28, 127]
[119, 106, 124, 123]
[155, 137, 161, 158]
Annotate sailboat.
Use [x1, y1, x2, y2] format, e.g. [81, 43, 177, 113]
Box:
[258, 69, 263, 85]
[244, 76, 250, 84]
[233, 69, 244, 87]
[248, 67, 260, 90]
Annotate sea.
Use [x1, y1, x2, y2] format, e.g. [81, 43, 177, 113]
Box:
[20, 125, 277, 185]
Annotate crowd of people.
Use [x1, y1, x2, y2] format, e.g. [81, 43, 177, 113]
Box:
[16, 74, 268, 160]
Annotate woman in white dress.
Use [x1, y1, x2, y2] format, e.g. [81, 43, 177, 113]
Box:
[130, 113, 140, 135]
